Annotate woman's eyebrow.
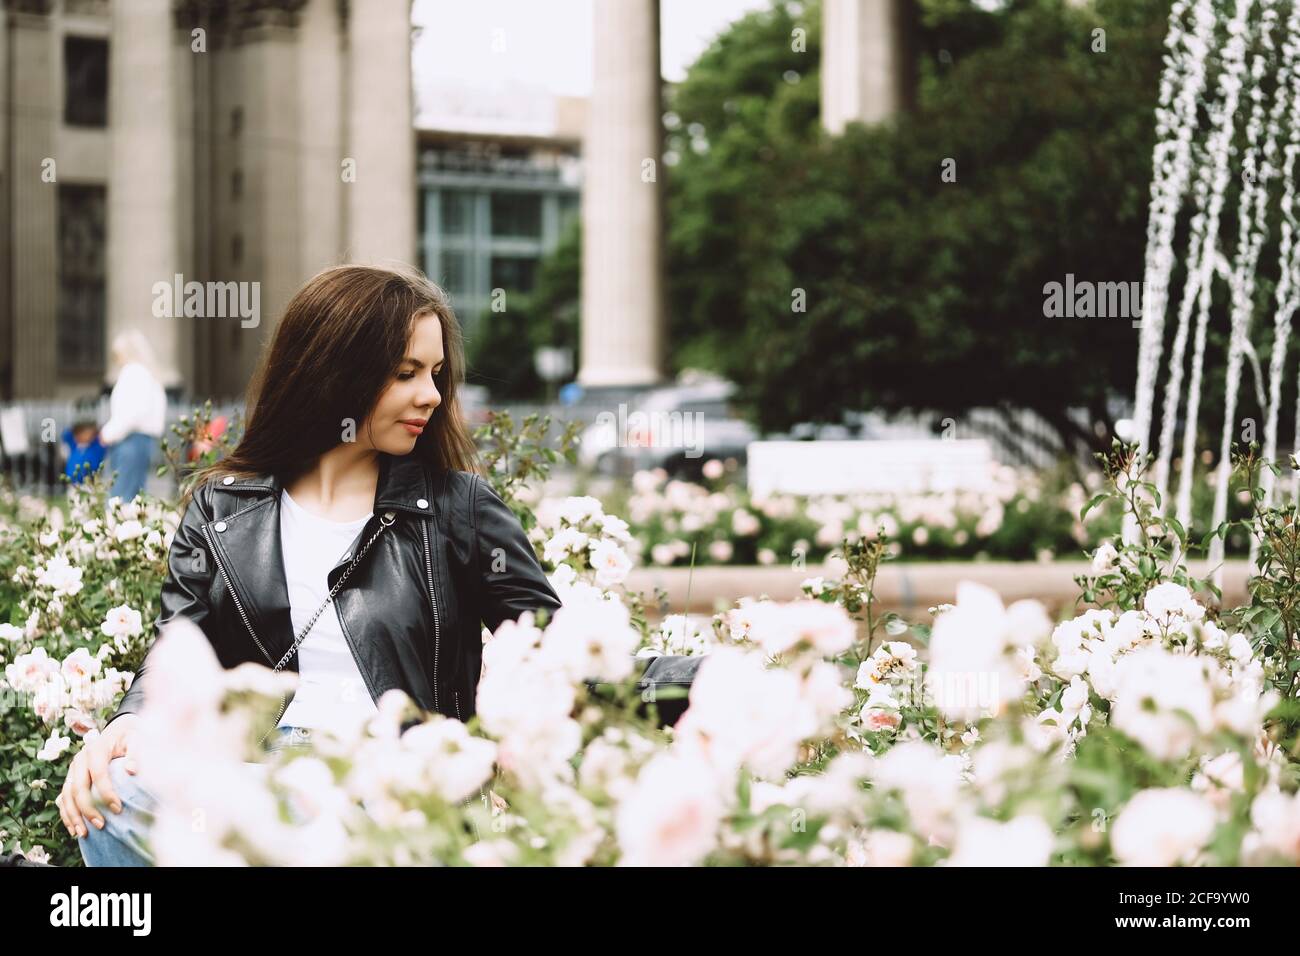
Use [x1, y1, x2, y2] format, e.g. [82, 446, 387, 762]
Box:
[401, 357, 446, 368]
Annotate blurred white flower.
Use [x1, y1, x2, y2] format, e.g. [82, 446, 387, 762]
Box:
[616, 750, 724, 866]
[846, 827, 914, 867]
[945, 813, 1053, 867]
[745, 600, 856, 657]
[866, 741, 965, 844]
[1110, 646, 1215, 761]
[1111, 788, 1216, 866]
[927, 581, 1050, 720]
[540, 599, 639, 683]
[1246, 787, 1300, 864]
[673, 645, 819, 780]
[397, 717, 498, 804]
[114, 520, 145, 543]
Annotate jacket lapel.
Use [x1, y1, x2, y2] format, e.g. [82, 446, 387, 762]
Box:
[207, 478, 297, 668]
[211, 453, 441, 667]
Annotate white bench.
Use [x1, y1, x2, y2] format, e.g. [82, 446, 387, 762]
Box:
[746, 439, 995, 495]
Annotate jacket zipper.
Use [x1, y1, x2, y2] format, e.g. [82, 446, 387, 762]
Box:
[454, 690, 463, 722]
[203, 523, 287, 746]
[421, 518, 444, 714]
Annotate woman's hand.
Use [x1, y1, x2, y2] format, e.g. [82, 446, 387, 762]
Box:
[56, 715, 139, 838]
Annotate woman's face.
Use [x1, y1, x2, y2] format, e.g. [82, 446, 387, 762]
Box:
[359, 312, 445, 455]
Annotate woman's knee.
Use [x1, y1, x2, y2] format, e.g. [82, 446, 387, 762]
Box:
[77, 757, 157, 866]
[103, 755, 155, 803]
[84, 756, 157, 832]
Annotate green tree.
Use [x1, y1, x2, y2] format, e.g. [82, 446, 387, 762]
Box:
[664, 0, 1171, 458]
[466, 219, 581, 401]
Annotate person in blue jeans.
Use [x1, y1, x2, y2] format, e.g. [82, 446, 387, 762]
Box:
[76, 725, 316, 867]
[100, 331, 166, 502]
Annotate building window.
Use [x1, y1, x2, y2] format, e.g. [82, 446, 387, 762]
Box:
[231, 233, 244, 264]
[231, 169, 243, 200]
[231, 107, 243, 137]
[490, 192, 542, 239]
[64, 36, 108, 128]
[490, 255, 538, 296]
[441, 249, 472, 302]
[440, 191, 474, 236]
[559, 193, 579, 231]
[57, 185, 107, 374]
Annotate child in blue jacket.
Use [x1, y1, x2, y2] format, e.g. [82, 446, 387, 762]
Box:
[62, 421, 106, 485]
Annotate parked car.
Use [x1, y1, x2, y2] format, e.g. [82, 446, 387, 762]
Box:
[578, 379, 758, 480]
[773, 421, 858, 441]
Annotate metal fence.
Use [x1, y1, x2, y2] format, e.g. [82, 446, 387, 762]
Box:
[488, 401, 1082, 471]
[1, 395, 1082, 499]
[0, 398, 241, 498]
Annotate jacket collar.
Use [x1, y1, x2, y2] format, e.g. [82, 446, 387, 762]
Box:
[219, 452, 440, 518]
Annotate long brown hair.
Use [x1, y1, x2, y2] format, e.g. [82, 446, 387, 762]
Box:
[183, 264, 481, 508]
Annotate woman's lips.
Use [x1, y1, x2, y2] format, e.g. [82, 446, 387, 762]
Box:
[400, 420, 426, 435]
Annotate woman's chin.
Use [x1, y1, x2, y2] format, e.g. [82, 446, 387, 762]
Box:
[382, 433, 420, 455]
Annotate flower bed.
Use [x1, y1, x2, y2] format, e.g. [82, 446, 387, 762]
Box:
[0, 444, 1296, 866]
[589, 459, 1255, 567]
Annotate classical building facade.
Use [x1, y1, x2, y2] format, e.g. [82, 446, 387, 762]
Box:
[0, 0, 414, 401]
[1, 0, 913, 402]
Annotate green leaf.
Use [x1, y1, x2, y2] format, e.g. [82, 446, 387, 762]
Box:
[1081, 493, 1110, 521]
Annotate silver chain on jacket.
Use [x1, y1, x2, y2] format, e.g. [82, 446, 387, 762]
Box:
[270, 510, 396, 672]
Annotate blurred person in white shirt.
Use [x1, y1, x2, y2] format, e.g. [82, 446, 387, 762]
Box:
[100, 331, 166, 502]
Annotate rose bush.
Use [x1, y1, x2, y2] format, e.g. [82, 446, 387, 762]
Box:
[603, 457, 1254, 567]
[0, 473, 178, 864]
[2, 438, 1297, 866]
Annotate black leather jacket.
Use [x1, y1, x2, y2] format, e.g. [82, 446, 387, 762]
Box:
[106, 452, 563, 741]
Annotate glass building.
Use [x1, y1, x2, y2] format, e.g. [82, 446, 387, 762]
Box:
[417, 130, 582, 345]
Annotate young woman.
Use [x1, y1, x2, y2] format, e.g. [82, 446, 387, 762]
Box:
[59, 264, 563, 865]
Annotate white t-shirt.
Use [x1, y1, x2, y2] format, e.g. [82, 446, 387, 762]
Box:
[276, 488, 380, 736]
[100, 362, 166, 444]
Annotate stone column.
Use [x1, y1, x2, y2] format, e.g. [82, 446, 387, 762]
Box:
[296, 0, 344, 276]
[0, 4, 9, 397]
[106, 0, 185, 388]
[577, 0, 665, 389]
[239, 2, 304, 385]
[821, 0, 914, 134]
[344, 0, 415, 265]
[6, 2, 58, 398]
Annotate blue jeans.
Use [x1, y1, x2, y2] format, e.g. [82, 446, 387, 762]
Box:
[107, 431, 156, 502]
[77, 725, 315, 867]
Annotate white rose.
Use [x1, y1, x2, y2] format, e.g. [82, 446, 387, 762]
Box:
[1111, 788, 1216, 866]
[1090, 541, 1119, 573]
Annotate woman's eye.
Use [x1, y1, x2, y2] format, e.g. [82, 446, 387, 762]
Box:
[397, 371, 415, 381]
